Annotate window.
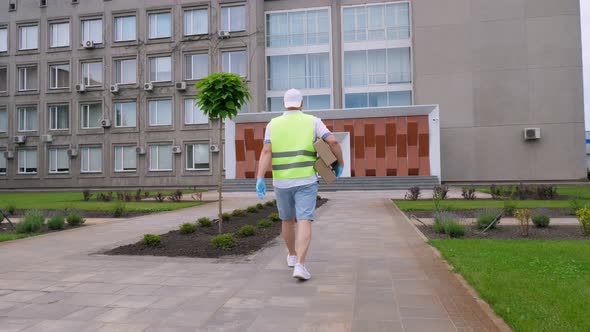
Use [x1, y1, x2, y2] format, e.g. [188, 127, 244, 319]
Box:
[0, 66, 6, 92]
[48, 148, 69, 174]
[186, 143, 209, 170]
[114, 101, 136, 128]
[149, 56, 171, 82]
[149, 99, 172, 126]
[17, 106, 37, 131]
[18, 149, 37, 174]
[268, 95, 331, 112]
[49, 63, 70, 89]
[50, 22, 70, 47]
[344, 48, 411, 87]
[267, 53, 330, 90]
[80, 103, 102, 129]
[81, 61, 103, 86]
[221, 5, 245, 32]
[48, 105, 69, 130]
[266, 9, 329, 47]
[149, 12, 172, 39]
[343, 3, 410, 42]
[345, 91, 412, 108]
[81, 146, 102, 173]
[18, 65, 38, 91]
[19, 25, 38, 50]
[222, 51, 246, 77]
[184, 53, 208, 80]
[0, 151, 6, 174]
[0, 106, 7, 132]
[184, 98, 207, 125]
[184, 8, 208, 36]
[114, 146, 136, 172]
[149, 144, 172, 171]
[81, 18, 102, 44]
[0, 27, 8, 52]
[114, 58, 136, 84]
[114, 15, 136, 42]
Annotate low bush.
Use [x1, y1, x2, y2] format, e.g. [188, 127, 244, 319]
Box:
[404, 186, 421, 201]
[268, 212, 280, 222]
[476, 209, 502, 230]
[197, 217, 212, 227]
[237, 225, 256, 237]
[143, 234, 161, 247]
[144, 191, 150, 199]
[179, 223, 197, 234]
[97, 192, 114, 202]
[256, 203, 264, 210]
[532, 208, 551, 228]
[536, 185, 558, 200]
[433, 185, 449, 200]
[569, 198, 583, 215]
[112, 201, 126, 217]
[211, 233, 236, 249]
[16, 210, 45, 234]
[47, 215, 65, 230]
[0, 213, 3, 222]
[232, 209, 246, 217]
[246, 206, 258, 213]
[444, 222, 467, 238]
[168, 190, 183, 202]
[503, 200, 517, 217]
[257, 219, 273, 228]
[316, 195, 322, 201]
[66, 212, 85, 226]
[433, 212, 458, 234]
[82, 190, 92, 201]
[6, 203, 16, 215]
[264, 200, 275, 207]
[222, 212, 232, 221]
[134, 189, 143, 202]
[515, 209, 532, 237]
[461, 187, 476, 200]
[575, 207, 590, 235]
[155, 192, 166, 202]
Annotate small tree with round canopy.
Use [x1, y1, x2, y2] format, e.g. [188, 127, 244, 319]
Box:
[194, 73, 250, 234]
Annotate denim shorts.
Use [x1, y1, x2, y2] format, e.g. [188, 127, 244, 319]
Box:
[274, 182, 318, 221]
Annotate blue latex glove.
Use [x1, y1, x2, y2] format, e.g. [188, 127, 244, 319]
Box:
[335, 164, 344, 179]
[256, 178, 266, 200]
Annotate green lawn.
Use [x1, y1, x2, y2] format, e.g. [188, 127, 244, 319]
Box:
[394, 199, 577, 211]
[430, 240, 590, 332]
[0, 233, 33, 242]
[0, 192, 204, 213]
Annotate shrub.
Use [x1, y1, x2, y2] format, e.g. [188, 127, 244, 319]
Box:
[155, 192, 165, 202]
[211, 233, 236, 249]
[532, 208, 551, 228]
[66, 212, 85, 226]
[316, 195, 322, 201]
[461, 187, 476, 200]
[113, 201, 126, 217]
[476, 209, 502, 230]
[569, 198, 583, 215]
[16, 210, 45, 234]
[144, 191, 150, 199]
[82, 190, 92, 201]
[268, 212, 280, 222]
[6, 203, 16, 215]
[232, 209, 246, 217]
[575, 207, 590, 235]
[535, 185, 557, 200]
[433, 185, 449, 200]
[197, 217, 212, 227]
[123, 192, 133, 202]
[179, 223, 197, 234]
[143, 234, 161, 247]
[444, 222, 467, 238]
[515, 209, 532, 237]
[433, 212, 458, 234]
[246, 206, 258, 213]
[516, 183, 534, 200]
[264, 200, 275, 207]
[503, 200, 517, 217]
[257, 219, 273, 228]
[222, 212, 232, 221]
[256, 203, 264, 210]
[169, 190, 183, 202]
[134, 189, 143, 202]
[404, 186, 421, 201]
[237, 225, 256, 237]
[0, 213, 3, 222]
[98, 192, 114, 202]
[47, 215, 65, 230]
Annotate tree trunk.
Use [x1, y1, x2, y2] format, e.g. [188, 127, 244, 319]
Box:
[218, 118, 223, 234]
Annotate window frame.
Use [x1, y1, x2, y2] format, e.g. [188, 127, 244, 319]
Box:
[114, 100, 137, 128]
[17, 149, 38, 175]
[183, 52, 209, 81]
[148, 98, 173, 127]
[221, 50, 247, 77]
[80, 60, 103, 87]
[184, 7, 209, 36]
[113, 57, 137, 85]
[114, 145, 137, 173]
[48, 104, 69, 131]
[148, 144, 173, 172]
[80, 102, 103, 129]
[80, 17, 103, 45]
[48, 62, 70, 90]
[17, 65, 38, 92]
[185, 143, 210, 171]
[18, 24, 39, 51]
[221, 4, 246, 33]
[0, 149, 6, 175]
[148, 11, 173, 40]
[0, 25, 9, 53]
[113, 14, 137, 42]
[0, 106, 8, 133]
[184, 97, 208, 125]
[17, 105, 37, 132]
[148, 55, 172, 83]
[48, 147, 69, 174]
[49, 21, 70, 48]
[0, 65, 7, 93]
[80, 146, 102, 173]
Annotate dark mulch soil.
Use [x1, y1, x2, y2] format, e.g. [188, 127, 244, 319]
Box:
[407, 208, 573, 219]
[418, 224, 590, 240]
[105, 199, 328, 258]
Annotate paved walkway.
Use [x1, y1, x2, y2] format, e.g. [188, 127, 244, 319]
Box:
[0, 192, 501, 332]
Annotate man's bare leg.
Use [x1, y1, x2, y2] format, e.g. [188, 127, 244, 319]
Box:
[296, 220, 312, 264]
[282, 219, 297, 256]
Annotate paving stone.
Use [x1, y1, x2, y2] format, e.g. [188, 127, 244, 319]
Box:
[0, 291, 47, 303]
[116, 285, 162, 296]
[402, 318, 457, 332]
[95, 322, 150, 332]
[66, 283, 128, 294]
[5, 303, 84, 320]
[0, 317, 40, 332]
[351, 320, 404, 332]
[21, 319, 102, 332]
[110, 295, 160, 309]
[61, 293, 125, 307]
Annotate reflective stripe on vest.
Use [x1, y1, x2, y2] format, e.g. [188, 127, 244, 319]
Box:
[270, 112, 317, 180]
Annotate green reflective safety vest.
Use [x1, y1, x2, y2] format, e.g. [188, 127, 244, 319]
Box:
[270, 112, 317, 180]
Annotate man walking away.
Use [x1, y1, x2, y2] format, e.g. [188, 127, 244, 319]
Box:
[256, 89, 344, 281]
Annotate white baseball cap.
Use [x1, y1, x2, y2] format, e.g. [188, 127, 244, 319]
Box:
[284, 89, 303, 108]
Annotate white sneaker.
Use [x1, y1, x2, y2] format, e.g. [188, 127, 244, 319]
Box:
[287, 255, 298, 268]
[293, 263, 311, 280]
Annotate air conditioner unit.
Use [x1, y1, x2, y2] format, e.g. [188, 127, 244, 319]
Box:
[110, 84, 119, 94]
[218, 30, 230, 39]
[67, 148, 78, 158]
[3, 151, 14, 159]
[41, 134, 53, 143]
[83, 40, 95, 49]
[175, 82, 187, 91]
[136, 146, 146, 155]
[210, 144, 220, 153]
[172, 146, 182, 154]
[101, 119, 112, 128]
[75, 84, 86, 93]
[524, 128, 541, 141]
[13, 136, 26, 144]
[143, 82, 153, 92]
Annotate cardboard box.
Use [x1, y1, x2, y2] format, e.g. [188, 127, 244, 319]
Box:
[313, 139, 337, 184]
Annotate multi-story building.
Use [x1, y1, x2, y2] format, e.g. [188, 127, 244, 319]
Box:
[0, 0, 586, 190]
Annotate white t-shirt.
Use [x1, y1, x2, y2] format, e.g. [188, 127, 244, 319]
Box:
[264, 111, 332, 189]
